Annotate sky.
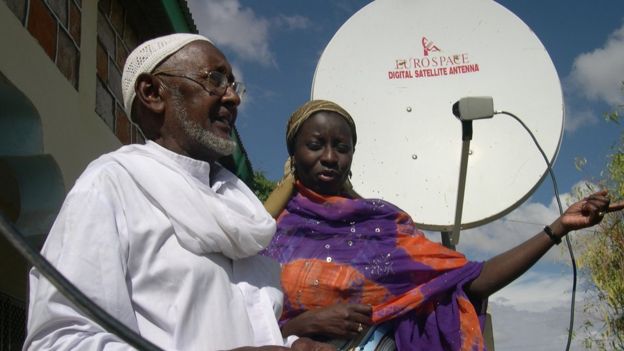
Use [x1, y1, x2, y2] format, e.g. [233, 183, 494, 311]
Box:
[185, 1, 624, 349]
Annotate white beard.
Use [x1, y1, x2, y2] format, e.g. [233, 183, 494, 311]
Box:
[172, 90, 237, 158]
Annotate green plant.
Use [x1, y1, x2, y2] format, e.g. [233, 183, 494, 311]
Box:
[576, 82, 624, 350]
[252, 171, 277, 203]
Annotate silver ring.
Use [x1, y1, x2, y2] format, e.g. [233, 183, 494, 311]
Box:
[598, 211, 605, 217]
[357, 323, 364, 333]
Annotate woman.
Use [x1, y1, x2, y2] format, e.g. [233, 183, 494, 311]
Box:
[262, 100, 621, 350]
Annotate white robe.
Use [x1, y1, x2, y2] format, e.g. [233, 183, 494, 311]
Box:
[24, 141, 288, 350]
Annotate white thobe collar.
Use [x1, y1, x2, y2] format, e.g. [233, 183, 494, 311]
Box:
[144, 140, 235, 192]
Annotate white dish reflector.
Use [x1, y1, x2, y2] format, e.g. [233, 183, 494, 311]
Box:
[312, 0, 563, 231]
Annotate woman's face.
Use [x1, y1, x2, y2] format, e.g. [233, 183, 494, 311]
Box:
[293, 111, 354, 196]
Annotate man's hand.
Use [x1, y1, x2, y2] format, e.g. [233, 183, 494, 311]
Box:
[231, 346, 290, 351]
[291, 337, 336, 351]
[231, 338, 336, 351]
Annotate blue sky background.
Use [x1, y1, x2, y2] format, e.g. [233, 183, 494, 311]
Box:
[186, 1, 624, 349]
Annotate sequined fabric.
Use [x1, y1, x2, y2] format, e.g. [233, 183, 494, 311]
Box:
[262, 182, 487, 351]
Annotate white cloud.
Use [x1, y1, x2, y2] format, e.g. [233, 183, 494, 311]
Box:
[186, 1, 313, 68]
[563, 103, 598, 133]
[562, 23, 624, 132]
[456, 181, 600, 263]
[273, 14, 311, 30]
[187, 0, 274, 66]
[490, 302, 585, 350]
[490, 271, 582, 312]
[569, 24, 624, 107]
[488, 271, 602, 350]
[457, 199, 563, 262]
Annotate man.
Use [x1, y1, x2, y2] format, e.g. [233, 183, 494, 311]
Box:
[24, 33, 323, 351]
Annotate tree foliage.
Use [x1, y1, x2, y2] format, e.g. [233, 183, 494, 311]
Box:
[251, 171, 277, 203]
[577, 82, 624, 350]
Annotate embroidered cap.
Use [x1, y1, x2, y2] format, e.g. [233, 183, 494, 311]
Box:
[121, 33, 213, 119]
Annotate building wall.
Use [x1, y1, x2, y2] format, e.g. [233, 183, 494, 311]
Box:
[0, 1, 122, 190]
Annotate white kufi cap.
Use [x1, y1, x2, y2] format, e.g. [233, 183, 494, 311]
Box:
[121, 33, 212, 118]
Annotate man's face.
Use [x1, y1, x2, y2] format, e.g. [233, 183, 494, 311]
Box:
[157, 41, 240, 162]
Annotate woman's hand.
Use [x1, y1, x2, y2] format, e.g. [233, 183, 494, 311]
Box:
[281, 303, 372, 339]
[467, 189, 624, 300]
[552, 190, 624, 237]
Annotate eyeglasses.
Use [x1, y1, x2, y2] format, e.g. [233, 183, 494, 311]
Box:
[152, 69, 246, 101]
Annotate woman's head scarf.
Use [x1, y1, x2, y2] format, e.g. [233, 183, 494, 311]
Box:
[285, 100, 357, 155]
[264, 100, 359, 217]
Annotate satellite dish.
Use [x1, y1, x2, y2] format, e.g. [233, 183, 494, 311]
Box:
[312, 0, 564, 231]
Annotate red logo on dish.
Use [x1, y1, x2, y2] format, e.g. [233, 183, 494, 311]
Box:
[422, 37, 440, 56]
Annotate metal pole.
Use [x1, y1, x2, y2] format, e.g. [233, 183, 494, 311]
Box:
[450, 120, 473, 247]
